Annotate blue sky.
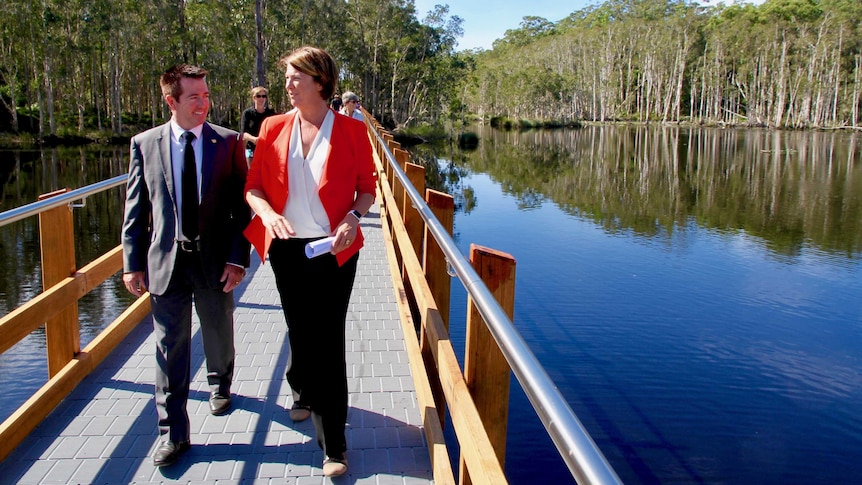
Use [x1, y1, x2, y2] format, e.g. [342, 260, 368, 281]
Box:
[412, 0, 766, 51]
[412, 0, 594, 51]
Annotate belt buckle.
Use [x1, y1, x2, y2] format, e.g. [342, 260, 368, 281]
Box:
[178, 240, 199, 252]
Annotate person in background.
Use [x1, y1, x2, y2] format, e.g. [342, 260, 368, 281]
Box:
[240, 86, 277, 162]
[122, 64, 251, 467]
[339, 91, 364, 121]
[243, 46, 377, 478]
[330, 96, 342, 113]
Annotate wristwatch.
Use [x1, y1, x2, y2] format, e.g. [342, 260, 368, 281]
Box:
[348, 209, 362, 221]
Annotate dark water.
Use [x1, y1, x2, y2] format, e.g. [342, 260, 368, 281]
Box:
[0, 146, 135, 423]
[409, 125, 862, 484]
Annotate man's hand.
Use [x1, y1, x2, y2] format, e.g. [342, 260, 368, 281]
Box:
[123, 271, 148, 297]
[220, 265, 246, 293]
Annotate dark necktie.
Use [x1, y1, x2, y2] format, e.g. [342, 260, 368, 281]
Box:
[182, 131, 199, 240]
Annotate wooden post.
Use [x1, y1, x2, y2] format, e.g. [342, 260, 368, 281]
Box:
[398, 161, 425, 335]
[383, 132, 394, 161]
[424, 189, 453, 328]
[423, 188, 454, 428]
[38, 189, 80, 377]
[403, 162, 425, 259]
[393, 148, 410, 214]
[460, 244, 516, 485]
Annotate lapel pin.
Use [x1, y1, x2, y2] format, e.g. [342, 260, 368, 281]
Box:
[211, 139, 217, 143]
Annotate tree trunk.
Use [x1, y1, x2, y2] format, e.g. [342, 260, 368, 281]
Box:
[773, 32, 788, 128]
[255, 0, 265, 86]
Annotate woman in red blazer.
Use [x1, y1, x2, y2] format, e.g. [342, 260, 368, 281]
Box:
[244, 46, 377, 478]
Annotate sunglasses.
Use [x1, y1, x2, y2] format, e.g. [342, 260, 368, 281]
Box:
[255, 94, 268, 98]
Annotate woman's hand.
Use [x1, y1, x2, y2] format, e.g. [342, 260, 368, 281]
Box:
[246, 189, 295, 240]
[331, 218, 358, 254]
[262, 211, 295, 240]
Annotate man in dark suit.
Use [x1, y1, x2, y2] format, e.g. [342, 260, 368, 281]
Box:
[121, 64, 251, 468]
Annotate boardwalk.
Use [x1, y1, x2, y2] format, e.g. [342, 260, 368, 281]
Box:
[0, 202, 434, 485]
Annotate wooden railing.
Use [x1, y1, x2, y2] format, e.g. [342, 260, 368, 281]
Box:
[0, 178, 151, 462]
[364, 115, 514, 485]
[363, 112, 622, 485]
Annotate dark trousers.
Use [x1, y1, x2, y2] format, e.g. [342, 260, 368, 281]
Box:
[269, 237, 358, 457]
[151, 250, 236, 442]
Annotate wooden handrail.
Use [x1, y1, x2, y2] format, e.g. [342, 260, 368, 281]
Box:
[0, 246, 124, 355]
[366, 117, 512, 485]
[0, 184, 151, 462]
[367, 117, 621, 485]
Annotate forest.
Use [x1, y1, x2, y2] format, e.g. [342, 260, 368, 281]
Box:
[0, 0, 860, 141]
[0, 0, 464, 139]
[464, 0, 862, 129]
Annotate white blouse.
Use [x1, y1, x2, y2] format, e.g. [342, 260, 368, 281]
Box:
[282, 110, 335, 238]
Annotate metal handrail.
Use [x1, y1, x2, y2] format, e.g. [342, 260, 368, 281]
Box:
[0, 175, 128, 228]
[369, 125, 622, 485]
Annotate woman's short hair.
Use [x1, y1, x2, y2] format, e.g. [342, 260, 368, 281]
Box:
[250, 86, 268, 98]
[279, 46, 338, 101]
[341, 91, 359, 104]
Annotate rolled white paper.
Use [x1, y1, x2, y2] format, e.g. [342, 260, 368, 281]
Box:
[305, 236, 335, 258]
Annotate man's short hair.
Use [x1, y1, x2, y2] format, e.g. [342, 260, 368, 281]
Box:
[160, 64, 208, 99]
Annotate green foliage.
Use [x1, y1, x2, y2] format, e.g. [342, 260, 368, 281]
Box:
[490, 116, 516, 130]
[0, 132, 36, 148]
[457, 131, 478, 149]
[762, 0, 823, 23]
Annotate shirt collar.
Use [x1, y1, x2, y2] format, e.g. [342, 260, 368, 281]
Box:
[170, 120, 203, 142]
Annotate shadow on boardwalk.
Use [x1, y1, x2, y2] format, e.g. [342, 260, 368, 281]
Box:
[0, 205, 433, 484]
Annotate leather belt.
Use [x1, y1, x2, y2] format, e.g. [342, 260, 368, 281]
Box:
[177, 240, 201, 252]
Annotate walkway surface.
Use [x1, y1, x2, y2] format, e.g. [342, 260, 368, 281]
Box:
[0, 202, 434, 485]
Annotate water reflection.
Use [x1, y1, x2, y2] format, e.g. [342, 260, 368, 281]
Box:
[409, 125, 862, 483]
[0, 146, 134, 422]
[412, 125, 862, 259]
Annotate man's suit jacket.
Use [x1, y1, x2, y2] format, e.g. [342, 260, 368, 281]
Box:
[244, 110, 377, 266]
[122, 122, 251, 295]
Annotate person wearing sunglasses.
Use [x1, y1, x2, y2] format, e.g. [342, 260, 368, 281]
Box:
[240, 86, 277, 162]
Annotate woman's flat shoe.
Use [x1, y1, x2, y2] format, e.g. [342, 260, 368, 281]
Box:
[323, 454, 348, 477]
[289, 403, 311, 422]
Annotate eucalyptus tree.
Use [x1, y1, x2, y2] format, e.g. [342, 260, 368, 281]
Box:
[334, 0, 463, 127]
[0, 0, 30, 132]
[405, 4, 464, 125]
[183, 0, 254, 124]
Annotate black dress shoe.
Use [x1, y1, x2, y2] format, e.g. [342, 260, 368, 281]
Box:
[152, 440, 190, 467]
[209, 394, 232, 415]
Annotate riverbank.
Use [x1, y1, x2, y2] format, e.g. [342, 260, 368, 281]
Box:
[3, 117, 858, 151]
[0, 132, 132, 149]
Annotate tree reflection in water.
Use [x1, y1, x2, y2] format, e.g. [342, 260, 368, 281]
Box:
[410, 125, 861, 259]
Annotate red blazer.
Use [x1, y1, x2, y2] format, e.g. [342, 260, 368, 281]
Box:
[244, 110, 378, 266]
